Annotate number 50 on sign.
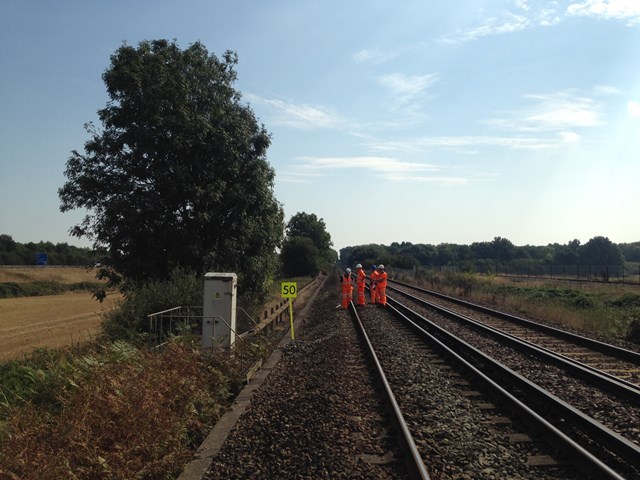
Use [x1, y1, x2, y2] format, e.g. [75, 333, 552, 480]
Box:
[281, 282, 297, 298]
[281, 282, 297, 339]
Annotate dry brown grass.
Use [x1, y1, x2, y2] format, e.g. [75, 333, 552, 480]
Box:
[0, 292, 123, 361]
[0, 266, 103, 285]
[0, 342, 230, 480]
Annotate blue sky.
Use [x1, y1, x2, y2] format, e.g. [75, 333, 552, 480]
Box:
[1, 1, 639, 254]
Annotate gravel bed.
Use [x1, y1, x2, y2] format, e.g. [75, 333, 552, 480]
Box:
[204, 275, 411, 479]
[389, 289, 640, 478]
[392, 287, 640, 385]
[201, 275, 591, 479]
[357, 305, 583, 480]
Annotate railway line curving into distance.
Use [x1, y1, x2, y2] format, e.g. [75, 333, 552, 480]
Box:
[192, 273, 640, 480]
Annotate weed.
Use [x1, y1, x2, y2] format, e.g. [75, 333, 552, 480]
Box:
[0, 341, 230, 480]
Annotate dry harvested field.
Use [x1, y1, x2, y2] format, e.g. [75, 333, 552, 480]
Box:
[0, 266, 100, 284]
[0, 267, 121, 361]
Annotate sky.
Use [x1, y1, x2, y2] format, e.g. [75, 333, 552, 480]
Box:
[1, 1, 639, 255]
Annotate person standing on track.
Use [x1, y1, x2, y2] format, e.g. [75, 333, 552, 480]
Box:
[355, 263, 366, 307]
[369, 265, 379, 304]
[338, 268, 353, 309]
[376, 264, 388, 307]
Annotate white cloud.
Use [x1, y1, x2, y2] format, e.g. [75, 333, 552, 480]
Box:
[245, 93, 342, 130]
[352, 48, 399, 64]
[378, 73, 438, 98]
[383, 173, 470, 185]
[524, 93, 602, 129]
[567, 0, 640, 25]
[628, 101, 640, 118]
[441, 13, 532, 44]
[441, 0, 639, 45]
[365, 134, 568, 154]
[488, 91, 603, 132]
[559, 131, 581, 143]
[297, 155, 439, 173]
[376, 74, 438, 117]
[594, 85, 621, 95]
[294, 155, 471, 184]
[276, 171, 322, 184]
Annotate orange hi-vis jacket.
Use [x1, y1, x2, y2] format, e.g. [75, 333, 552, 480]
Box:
[340, 272, 353, 309]
[376, 270, 387, 290]
[376, 270, 388, 305]
[356, 268, 366, 305]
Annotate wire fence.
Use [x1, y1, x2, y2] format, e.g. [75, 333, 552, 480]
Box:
[389, 264, 640, 284]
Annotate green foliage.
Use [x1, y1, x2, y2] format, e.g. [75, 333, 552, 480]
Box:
[492, 285, 596, 308]
[415, 271, 640, 340]
[605, 293, 640, 308]
[285, 212, 333, 253]
[619, 241, 640, 262]
[280, 236, 319, 277]
[281, 212, 335, 274]
[0, 234, 98, 265]
[0, 350, 74, 418]
[340, 243, 388, 268]
[58, 39, 284, 300]
[102, 268, 201, 343]
[339, 235, 633, 273]
[628, 319, 640, 343]
[0, 340, 232, 480]
[579, 236, 623, 266]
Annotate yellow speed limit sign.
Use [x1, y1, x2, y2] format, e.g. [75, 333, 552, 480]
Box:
[281, 282, 298, 298]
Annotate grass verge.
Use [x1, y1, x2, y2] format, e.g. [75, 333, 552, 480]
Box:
[403, 270, 640, 342]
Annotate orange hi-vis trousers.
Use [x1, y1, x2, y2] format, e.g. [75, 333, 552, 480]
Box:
[356, 282, 366, 305]
[341, 277, 353, 309]
[356, 270, 366, 305]
[369, 272, 379, 304]
[376, 272, 388, 306]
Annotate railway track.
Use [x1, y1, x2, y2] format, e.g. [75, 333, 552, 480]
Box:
[365, 278, 640, 479]
[389, 278, 640, 384]
[199, 274, 639, 479]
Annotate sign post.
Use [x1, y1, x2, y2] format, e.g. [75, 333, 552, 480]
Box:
[281, 282, 297, 340]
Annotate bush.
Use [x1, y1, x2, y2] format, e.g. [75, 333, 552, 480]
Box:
[627, 319, 640, 344]
[101, 268, 202, 343]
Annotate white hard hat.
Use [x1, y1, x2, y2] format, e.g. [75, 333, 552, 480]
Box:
[355, 263, 362, 269]
[378, 264, 385, 269]
[346, 268, 351, 273]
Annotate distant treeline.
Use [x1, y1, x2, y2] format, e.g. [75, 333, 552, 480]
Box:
[340, 236, 640, 271]
[0, 234, 99, 266]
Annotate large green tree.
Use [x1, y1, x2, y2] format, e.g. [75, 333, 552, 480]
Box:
[58, 39, 284, 298]
[285, 212, 333, 253]
[281, 212, 336, 274]
[579, 236, 624, 265]
[280, 236, 320, 277]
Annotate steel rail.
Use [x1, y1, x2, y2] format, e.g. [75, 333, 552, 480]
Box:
[387, 295, 640, 476]
[347, 301, 431, 480]
[389, 285, 640, 403]
[388, 278, 640, 365]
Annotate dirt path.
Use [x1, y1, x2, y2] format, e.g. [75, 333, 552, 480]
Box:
[0, 292, 122, 361]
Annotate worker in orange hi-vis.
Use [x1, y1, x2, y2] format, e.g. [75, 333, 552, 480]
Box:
[376, 264, 388, 307]
[355, 263, 366, 307]
[369, 265, 379, 304]
[339, 268, 353, 309]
